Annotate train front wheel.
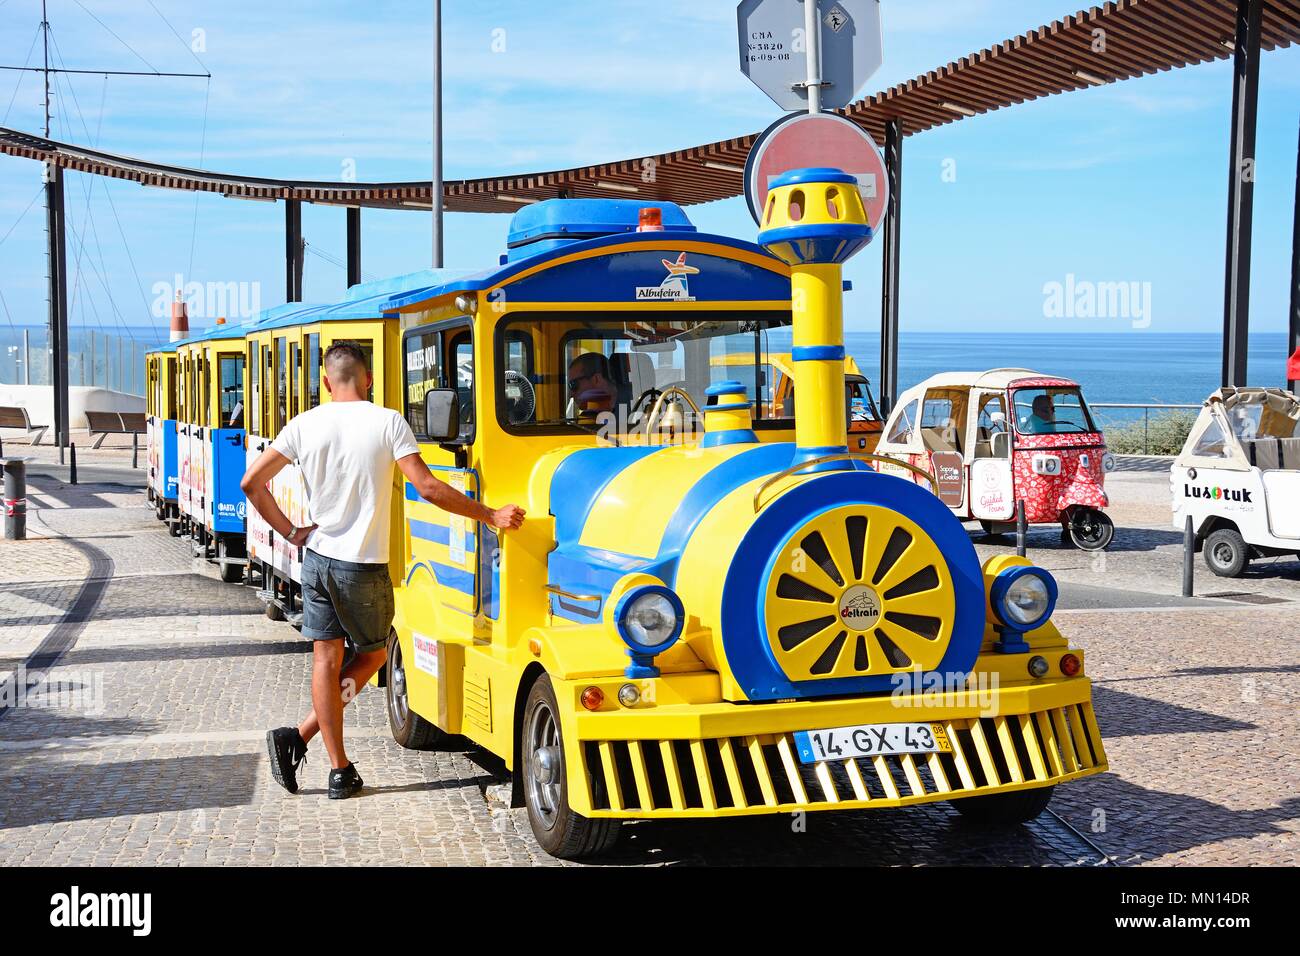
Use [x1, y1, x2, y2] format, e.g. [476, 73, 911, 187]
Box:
[385, 630, 446, 750]
[953, 785, 1055, 825]
[521, 674, 620, 859]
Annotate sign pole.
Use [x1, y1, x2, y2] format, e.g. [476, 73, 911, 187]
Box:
[803, 0, 821, 113]
[432, 0, 444, 269]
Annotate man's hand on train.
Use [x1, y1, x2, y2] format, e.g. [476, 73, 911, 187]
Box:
[489, 505, 525, 531]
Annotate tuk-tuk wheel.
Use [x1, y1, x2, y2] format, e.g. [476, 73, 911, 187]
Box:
[265, 601, 285, 622]
[1068, 508, 1114, 551]
[522, 674, 621, 859]
[978, 520, 1009, 539]
[1204, 528, 1249, 577]
[385, 629, 447, 749]
[953, 785, 1055, 825]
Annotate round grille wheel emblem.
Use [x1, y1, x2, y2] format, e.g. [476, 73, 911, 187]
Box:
[763, 504, 955, 681]
[837, 584, 881, 632]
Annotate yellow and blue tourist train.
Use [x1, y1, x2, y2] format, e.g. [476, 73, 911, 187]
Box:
[146, 168, 1107, 858]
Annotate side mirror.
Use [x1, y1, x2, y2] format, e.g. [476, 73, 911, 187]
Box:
[423, 388, 461, 442]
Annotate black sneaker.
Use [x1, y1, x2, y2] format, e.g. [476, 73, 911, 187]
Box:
[266, 727, 308, 794]
[328, 762, 364, 800]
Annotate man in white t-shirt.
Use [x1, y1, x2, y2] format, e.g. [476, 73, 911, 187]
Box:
[240, 341, 524, 799]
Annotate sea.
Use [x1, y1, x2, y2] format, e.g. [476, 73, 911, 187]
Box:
[1, 324, 1290, 425]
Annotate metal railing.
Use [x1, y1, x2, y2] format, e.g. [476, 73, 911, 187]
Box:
[1091, 402, 1200, 456]
[1, 327, 165, 397]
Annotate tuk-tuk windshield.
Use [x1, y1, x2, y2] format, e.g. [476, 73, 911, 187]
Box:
[1013, 386, 1097, 436]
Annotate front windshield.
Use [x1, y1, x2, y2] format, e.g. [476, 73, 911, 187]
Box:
[497, 312, 792, 437]
[1013, 386, 1096, 435]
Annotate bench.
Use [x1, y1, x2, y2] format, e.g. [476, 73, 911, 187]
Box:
[0, 405, 47, 458]
[85, 410, 147, 468]
[86, 410, 146, 449]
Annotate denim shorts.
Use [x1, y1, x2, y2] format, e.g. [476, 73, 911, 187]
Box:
[301, 549, 394, 654]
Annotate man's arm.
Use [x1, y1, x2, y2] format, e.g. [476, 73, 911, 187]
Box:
[396, 453, 525, 530]
[240, 448, 316, 546]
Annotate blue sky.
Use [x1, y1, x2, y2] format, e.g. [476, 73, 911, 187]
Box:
[0, 0, 1297, 340]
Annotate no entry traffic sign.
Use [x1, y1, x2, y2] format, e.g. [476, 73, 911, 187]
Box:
[743, 111, 889, 227]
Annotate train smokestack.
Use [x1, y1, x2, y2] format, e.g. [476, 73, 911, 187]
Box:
[756, 169, 874, 465]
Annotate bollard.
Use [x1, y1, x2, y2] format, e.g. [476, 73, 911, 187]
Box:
[4, 458, 26, 540]
[131, 432, 139, 469]
[1015, 499, 1027, 557]
[69, 442, 77, 486]
[1182, 514, 1195, 597]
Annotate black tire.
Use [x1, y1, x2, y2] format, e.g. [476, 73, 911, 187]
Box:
[1204, 527, 1249, 577]
[954, 785, 1055, 824]
[265, 601, 285, 621]
[978, 520, 1009, 538]
[1068, 508, 1114, 551]
[218, 540, 244, 584]
[521, 674, 620, 859]
[386, 630, 446, 750]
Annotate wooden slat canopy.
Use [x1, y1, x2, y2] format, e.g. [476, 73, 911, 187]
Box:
[2, 0, 1296, 213]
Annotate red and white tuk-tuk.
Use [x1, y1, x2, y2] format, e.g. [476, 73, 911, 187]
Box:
[874, 369, 1116, 550]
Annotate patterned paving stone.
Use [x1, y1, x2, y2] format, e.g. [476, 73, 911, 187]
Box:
[0, 469, 1295, 866]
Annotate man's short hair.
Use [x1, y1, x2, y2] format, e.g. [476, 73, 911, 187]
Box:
[324, 341, 369, 384]
[568, 351, 610, 382]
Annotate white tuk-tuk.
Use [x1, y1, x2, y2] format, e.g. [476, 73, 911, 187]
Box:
[1172, 386, 1300, 577]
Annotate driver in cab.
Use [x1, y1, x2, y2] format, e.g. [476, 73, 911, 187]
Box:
[568, 352, 617, 415]
[1022, 394, 1058, 435]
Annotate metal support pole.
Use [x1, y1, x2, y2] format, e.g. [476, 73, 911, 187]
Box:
[1222, 0, 1263, 389]
[879, 117, 902, 416]
[1015, 499, 1027, 557]
[1182, 515, 1195, 597]
[4, 459, 26, 540]
[1288, 116, 1300, 393]
[69, 441, 77, 485]
[346, 206, 362, 288]
[802, 0, 822, 114]
[22, 329, 29, 385]
[285, 199, 303, 302]
[431, 0, 444, 268]
[46, 162, 69, 462]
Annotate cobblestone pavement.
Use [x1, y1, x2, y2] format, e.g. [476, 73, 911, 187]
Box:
[0, 461, 1296, 866]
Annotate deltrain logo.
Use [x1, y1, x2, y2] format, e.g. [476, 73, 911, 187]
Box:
[1184, 483, 1252, 503]
[837, 584, 881, 632]
[635, 252, 699, 301]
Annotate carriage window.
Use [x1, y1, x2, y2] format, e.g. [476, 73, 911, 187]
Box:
[220, 354, 245, 428]
[974, 394, 1008, 458]
[262, 347, 274, 436]
[404, 328, 445, 437]
[248, 343, 260, 433]
[885, 400, 916, 444]
[289, 342, 301, 420]
[165, 357, 177, 419]
[494, 313, 791, 435]
[306, 334, 321, 409]
[1014, 387, 1095, 435]
[275, 338, 288, 432]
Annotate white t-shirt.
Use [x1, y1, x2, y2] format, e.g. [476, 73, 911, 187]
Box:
[270, 401, 421, 564]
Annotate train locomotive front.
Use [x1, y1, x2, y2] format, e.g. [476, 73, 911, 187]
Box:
[386, 170, 1108, 858]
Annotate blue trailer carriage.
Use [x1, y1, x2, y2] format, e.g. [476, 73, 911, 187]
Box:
[172, 319, 258, 582]
[143, 341, 180, 527]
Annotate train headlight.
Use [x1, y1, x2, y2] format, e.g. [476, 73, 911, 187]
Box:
[989, 566, 1058, 654]
[615, 585, 684, 678]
